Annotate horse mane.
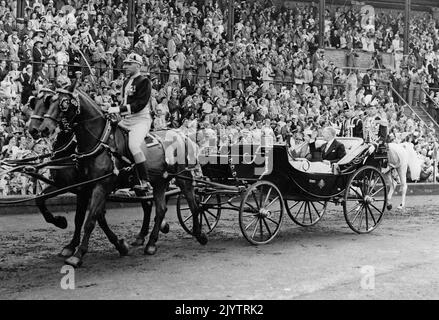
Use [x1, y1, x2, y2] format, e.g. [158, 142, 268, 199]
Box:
[75, 89, 104, 117]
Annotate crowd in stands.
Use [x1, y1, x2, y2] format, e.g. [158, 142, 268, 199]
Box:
[1, 0, 439, 195]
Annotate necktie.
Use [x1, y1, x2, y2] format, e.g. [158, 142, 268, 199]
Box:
[325, 142, 331, 154]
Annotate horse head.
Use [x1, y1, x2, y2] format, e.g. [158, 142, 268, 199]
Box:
[39, 83, 81, 137]
[28, 88, 56, 139]
[40, 83, 106, 153]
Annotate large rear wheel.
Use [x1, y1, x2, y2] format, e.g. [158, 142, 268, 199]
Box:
[343, 166, 387, 234]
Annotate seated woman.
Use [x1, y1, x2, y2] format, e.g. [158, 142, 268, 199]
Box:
[288, 132, 312, 160]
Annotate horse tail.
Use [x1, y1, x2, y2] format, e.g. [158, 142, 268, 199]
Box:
[175, 129, 199, 168]
[402, 142, 422, 181]
[161, 129, 200, 170]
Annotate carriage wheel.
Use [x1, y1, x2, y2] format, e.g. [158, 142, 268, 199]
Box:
[285, 200, 327, 227]
[239, 181, 284, 245]
[343, 166, 387, 234]
[176, 191, 222, 235]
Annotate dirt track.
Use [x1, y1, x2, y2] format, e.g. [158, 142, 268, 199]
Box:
[1, 195, 439, 300]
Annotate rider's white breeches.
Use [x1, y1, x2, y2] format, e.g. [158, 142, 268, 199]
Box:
[120, 117, 152, 164]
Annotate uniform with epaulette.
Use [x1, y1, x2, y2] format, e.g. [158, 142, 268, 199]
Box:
[107, 53, 152, 191]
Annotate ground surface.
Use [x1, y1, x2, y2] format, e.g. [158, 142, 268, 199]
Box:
[1, 195, 439, 300]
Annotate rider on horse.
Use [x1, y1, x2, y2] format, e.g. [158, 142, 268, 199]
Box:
[107, 53, 153, 192]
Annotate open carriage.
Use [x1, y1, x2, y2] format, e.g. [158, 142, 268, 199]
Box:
[177, 137, 388, 245]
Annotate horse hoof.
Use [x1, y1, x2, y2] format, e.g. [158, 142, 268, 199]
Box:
[54, 216, 68, 229]
[131, 238, 145, 247]
[397, 204, 404, 210]
[387, 204, 392, 211]
[65, 256, 83, 268]
[197, 233, 208, 246]
[59, 247, 75, 258]
[160, 222, 170, 234]
[117, 239, 130, 256]
[144, 245, 157, 255]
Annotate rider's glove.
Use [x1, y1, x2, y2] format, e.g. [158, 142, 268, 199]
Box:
[107, 106, 120, 114]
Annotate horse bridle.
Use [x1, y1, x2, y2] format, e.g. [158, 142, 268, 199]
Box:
[29, 88, 77, 156]
[46, 89, 81, 132]
[50, 89, 113, 158]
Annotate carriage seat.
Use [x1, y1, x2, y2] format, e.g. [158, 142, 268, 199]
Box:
[289, 159, 333, 174]
[288, 137, 366, 174]
[336, 143, 370, 166]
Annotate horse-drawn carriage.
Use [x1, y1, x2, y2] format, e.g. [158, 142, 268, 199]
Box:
[1, 133, 388, 248]
[176, 137, 388, 245]
[1, 87, 389, 267]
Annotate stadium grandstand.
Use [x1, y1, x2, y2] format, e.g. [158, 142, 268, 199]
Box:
[1, 0, 439, 196]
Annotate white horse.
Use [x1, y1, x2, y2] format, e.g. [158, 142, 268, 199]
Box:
[383, 142, 423, 210]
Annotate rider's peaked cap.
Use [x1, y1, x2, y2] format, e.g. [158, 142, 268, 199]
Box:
[123, 53, 143, 66]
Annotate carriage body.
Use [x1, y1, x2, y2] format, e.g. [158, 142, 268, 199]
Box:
[200, 138, 386, 200]
[177, 138, 388, 245]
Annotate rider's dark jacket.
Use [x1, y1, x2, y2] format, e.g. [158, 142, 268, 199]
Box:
[119, 74, 151, 116]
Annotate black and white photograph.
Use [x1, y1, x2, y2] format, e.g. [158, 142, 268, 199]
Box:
[1, 0, 439, 305]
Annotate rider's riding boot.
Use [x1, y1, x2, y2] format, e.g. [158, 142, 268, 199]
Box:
[134, 161, 152, 193]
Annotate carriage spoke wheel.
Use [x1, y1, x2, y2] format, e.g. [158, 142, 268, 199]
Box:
[285, 199, 327, 227]
[177, 191, 221, 235]
[239, 181, 284, 245]
[343, 165, 387, 234]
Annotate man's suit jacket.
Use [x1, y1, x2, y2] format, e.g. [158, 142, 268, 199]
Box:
[362, 73, 371, 95]
[309, 139, 346, 164]
[32, 46, 43, 66]
[181, 78, 195, 95]
[339, 117, 363, 138]
[338, 118, 351, 137]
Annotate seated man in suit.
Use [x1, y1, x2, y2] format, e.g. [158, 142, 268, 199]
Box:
[309, 126, 346, 172]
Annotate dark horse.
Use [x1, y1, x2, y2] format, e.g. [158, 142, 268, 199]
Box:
[27, 90, 70, 231]
[39, 87, 207, 268]
[28, 89, 165, 258]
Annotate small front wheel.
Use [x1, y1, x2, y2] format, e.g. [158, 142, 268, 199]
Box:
[239, 181, 284, 245]
[177, 191, 221, 235]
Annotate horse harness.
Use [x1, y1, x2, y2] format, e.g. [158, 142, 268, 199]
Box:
[52, 89, 173, 178]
